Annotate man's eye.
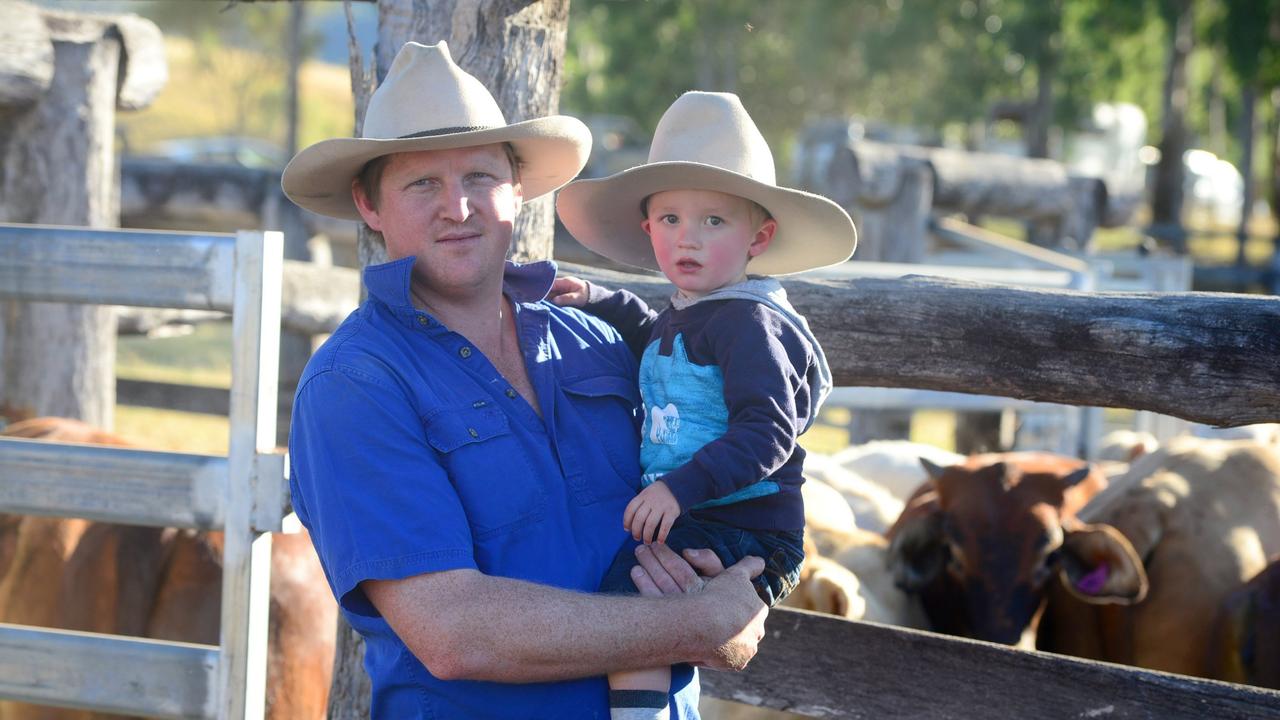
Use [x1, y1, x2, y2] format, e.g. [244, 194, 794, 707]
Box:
[467, 172, 496, 182]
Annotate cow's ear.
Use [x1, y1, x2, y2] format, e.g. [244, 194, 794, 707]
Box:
[1062, 465, 1093, 488]
[919, 457, 948, 482]
[887, 509, 947, 592]
[1057, 523, 1148, 605]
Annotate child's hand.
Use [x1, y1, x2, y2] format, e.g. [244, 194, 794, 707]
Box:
[547, 276, 590, 307]
[624, 481, 680, 544]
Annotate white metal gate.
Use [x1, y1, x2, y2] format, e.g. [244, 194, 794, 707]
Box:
[0, 224, 286, 719]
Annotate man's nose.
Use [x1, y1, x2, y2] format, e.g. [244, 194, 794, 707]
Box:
[437, 180, 472, 222]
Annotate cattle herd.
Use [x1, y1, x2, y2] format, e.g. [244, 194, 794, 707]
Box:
[1, 418, 1278, 719]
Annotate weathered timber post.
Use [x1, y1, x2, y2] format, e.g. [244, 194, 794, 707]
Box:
[328, 2, 572, 716]
[820, 142, 931, 443]
[0, 2, 166, 427]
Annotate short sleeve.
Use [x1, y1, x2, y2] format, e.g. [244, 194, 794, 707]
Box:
[289, 368, 477, 617]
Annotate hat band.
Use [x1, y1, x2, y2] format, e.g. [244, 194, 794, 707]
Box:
[395, 125, 497, 139]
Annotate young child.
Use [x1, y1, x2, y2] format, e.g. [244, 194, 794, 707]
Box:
[550, 91, 857, 720]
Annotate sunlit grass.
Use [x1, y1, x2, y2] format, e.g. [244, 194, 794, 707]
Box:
[115, 405, 229, 455]
[116, 321, 233, 388]
[116, 321, 232, 453]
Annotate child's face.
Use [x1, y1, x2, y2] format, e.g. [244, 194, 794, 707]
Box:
[642, 189, 776, 300]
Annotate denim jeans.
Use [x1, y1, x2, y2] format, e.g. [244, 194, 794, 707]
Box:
[598, 515, 804, 606]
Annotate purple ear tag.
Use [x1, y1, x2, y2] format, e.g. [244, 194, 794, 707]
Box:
[1076, 564, 1109, 595]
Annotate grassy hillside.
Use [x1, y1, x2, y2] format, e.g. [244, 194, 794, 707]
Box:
[118, 36, 354, 156]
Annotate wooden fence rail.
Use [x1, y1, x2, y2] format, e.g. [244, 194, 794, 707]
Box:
[703, 608, 1280, 718]
[562, 262, 1280, 428]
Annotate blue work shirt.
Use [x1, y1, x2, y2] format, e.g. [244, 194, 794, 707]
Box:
[288, 256, 699, 719]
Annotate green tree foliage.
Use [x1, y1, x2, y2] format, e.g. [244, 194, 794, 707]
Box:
[562, 0, 1274, 185]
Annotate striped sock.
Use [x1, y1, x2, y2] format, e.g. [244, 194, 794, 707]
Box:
[609, 690, 670, 720]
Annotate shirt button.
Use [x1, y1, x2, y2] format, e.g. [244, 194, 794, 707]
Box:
[505, 388, 518, 399]
[459, 347, 472, 358]
[472, 400, 486, 408]
[468, 428, 479, 438]
[417, 316, 428, 326]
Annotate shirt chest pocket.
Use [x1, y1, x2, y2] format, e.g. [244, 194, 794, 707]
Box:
[559, 375, 643, 504]
[422, 404, 544, 539]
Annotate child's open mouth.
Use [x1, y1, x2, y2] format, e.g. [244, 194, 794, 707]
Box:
[675, 259, 702, 272]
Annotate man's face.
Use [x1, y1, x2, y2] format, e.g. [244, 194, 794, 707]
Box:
[353, 144, 522, 301]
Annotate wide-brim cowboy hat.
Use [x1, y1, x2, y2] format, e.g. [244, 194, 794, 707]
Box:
[556, 92, 856, 276]
[282, 41, 591, 221]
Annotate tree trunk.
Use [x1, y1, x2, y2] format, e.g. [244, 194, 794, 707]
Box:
[1026, 38, 1059, 160]
[1150, 0, 1193, 251]
[373, 0, 570, 263]
[1235, 83, 1257, 267]
[0, 24, 120, 427]
[330, 3, 571, 716]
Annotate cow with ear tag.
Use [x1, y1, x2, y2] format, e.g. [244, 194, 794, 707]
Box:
[1039, 438, 1280, 678]
[885, 453, 1121, 648]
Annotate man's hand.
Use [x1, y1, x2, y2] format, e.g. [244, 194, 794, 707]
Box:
[630, 544, 725, 596]
[547, 276, 590, 307]
[689, 557, 768, 671]
[629, 545, 768, 672]
[623, 481, 680, 543]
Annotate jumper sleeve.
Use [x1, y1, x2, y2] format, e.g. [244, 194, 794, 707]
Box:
[580, 284, 661, 360]
[660, 303, 812, 511]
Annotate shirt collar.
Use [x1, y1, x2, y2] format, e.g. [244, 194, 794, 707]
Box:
[362, 256, 558, 319]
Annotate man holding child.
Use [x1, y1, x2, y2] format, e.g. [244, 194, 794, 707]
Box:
[283, 42, 768, 719]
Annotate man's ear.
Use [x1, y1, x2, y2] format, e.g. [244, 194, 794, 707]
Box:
[748, 218, 777, 258]
[351, 178, 383, 232]
[1057, 523, 1148, 604]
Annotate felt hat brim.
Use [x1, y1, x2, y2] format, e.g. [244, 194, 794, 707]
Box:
[283, 118, 590, 221]
[556, 161, 856, 276]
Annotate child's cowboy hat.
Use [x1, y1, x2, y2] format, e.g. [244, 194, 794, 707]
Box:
[282, 41, 591, 220]
[556, 92, 856, 276]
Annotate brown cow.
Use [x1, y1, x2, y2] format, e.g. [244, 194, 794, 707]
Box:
[885, 452, 1121, 647]
[0, 418, 336, 720]
[1039, 438, 1280, 678]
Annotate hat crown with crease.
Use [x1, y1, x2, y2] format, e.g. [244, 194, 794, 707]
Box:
[363, 42, 504, 140]
[280, 41, 590, 220]
[648, 92, 775, 183]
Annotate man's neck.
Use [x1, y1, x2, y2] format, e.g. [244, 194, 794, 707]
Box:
[410, 276, 511, 354]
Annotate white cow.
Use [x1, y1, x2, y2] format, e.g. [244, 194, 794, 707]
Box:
[830, 440, 963, 504]
[803, 453, 903, 535]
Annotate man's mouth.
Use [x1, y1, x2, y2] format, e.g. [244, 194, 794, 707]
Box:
[437, 232, 481, 243]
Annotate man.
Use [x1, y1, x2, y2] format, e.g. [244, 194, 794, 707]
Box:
[281, 41, 767, 719]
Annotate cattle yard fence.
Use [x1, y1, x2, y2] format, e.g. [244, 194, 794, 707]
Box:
[0, 223, 286, 719]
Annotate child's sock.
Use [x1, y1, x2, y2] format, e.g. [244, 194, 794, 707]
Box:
[608, 690, 670, 720]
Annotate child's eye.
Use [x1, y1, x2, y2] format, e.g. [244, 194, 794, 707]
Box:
[705, 216, 725, 227]
[660, 214, 679, 225]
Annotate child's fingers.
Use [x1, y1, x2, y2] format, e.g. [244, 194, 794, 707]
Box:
[622, 495, 641, 532]
[642, 505, 662, 544]
[657, 509, 676, 544]
[631, 505, 651, 541]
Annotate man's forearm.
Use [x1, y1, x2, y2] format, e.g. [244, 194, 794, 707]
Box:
[366, 567, 746, 683]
